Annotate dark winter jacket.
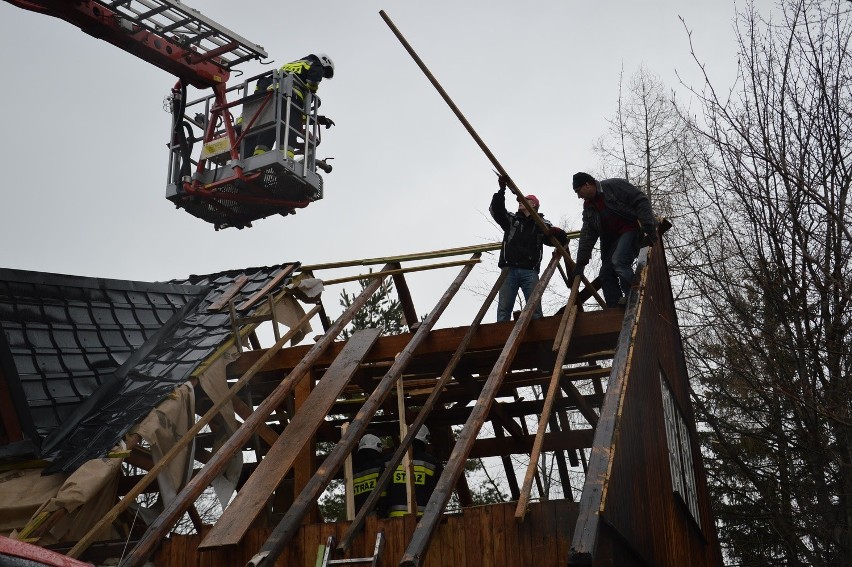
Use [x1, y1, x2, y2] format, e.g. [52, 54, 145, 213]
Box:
[490, 190, 564, 272]
[575, 178, 657, 267]
[353, 448, 387, 516]
[281, 54, 327, 97]
[385, 441, 444, 517]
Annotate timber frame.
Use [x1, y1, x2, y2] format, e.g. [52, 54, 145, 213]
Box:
[0, 236, 723, 567]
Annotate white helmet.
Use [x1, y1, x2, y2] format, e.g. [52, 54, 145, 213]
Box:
[414, 426, 430, 444]
[358, 434, 383, 452]
[315, 53, 334, 78]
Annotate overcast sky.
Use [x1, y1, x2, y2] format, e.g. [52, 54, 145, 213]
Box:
[0, 0, 776, 327]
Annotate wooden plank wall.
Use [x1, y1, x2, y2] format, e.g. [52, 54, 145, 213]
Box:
[153, 500, 576, 567]
[593, 243, 723, 567]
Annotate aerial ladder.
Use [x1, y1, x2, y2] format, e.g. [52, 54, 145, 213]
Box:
[4, 0, 331, 229]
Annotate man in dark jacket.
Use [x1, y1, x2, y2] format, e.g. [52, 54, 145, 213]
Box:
[490, 175, 567, 322]
[571, 172, 658, 307]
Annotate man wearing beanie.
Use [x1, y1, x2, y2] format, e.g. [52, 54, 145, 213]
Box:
[490, 175, 568, 321]
[571, 172, 658, 307]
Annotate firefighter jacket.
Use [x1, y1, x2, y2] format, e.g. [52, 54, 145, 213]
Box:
[352, 448, 387, 516]
[281, 54, 327, 98]
[575, 178, 658, 267]
[490, 190, 564, 272]
[385, 441, 444, 517]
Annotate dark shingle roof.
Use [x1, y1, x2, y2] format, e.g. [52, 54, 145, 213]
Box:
[0, 264, 297, 472]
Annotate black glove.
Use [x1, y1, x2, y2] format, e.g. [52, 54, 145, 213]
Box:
[643, 225, 658, 247]
[571, 264, 586, 280]
[318, 115, 335, 129]
[498, 175, 508, 192]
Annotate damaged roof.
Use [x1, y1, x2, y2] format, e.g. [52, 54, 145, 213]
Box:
[0, 264, 298, 471]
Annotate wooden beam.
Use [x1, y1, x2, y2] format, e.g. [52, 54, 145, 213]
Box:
[468, 429, 596, 459]
[548, 409, 573, 499]
[391, 267, 419, 331]
[299, 242, 502, 271]
[117, 267, 393, 567]
[231, 397, 279, 447]
[227, 309, 625, 377]
[320, 258, 480, 286]
[245, 256, 479, 567]
[494, 422, 521, 501]
[336, 268, 506, 553]
[400, 250, 561, 567]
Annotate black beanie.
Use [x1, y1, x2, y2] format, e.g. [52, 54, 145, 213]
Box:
[572, 172, 596, 189]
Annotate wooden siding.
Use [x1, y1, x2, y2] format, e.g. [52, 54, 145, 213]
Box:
[592, 243, 723, 567]
[153, 500, 576, 567]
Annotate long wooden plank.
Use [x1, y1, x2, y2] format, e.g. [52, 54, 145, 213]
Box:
[336, 268, 507, 553]
[198, 328, 381, 550]
[245, 256, 479, 567]
[68, 305, 319, 559]
[399, 250, 562, 567]
[236, 264, 297, 311]
[568, 248, 651, 564]
[207, 274, 249, 311]
[516, 277, 581, 520]
[119, 265, 395, 567]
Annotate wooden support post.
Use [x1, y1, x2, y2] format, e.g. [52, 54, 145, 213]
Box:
[493, 421, 520, 501]
[391, 267, 419, 331]
[336, 268, 507, 553]
[399, 251, 561, 567]
[116, 267, 392, 567]
[68, 306, 319, 560]
[547, 407, 573, 501]
[342, 423, 355, 521]
[245, 256, 478, 567]
[396, 377, 417, 515]
[515, 277, 581, 520]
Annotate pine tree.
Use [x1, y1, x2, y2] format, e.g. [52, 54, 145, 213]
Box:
[338, 273, 404, 339]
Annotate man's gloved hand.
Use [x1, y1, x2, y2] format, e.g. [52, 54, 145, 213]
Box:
[571, 263, 586, 280]
[643, 225, 658, 247]
[498, 175, 508, 193]
[318, 115, 335, 129]
[549, 226, 568, 244]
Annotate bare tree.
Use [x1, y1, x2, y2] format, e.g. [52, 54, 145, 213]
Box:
[678, 0, 852, 565]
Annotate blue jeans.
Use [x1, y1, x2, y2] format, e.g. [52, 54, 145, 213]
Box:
[497, 267, 543, 322]
[599, 230, 638, 306]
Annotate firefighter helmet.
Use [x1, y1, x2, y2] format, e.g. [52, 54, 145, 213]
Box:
[358, 434, 383, 452]
[315, 53, 335, 78]
[414, 426, 430, 445]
